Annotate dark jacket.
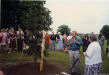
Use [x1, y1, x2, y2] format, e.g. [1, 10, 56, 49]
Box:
[57, 35, 60, 39]
[50, 34, 56, 40]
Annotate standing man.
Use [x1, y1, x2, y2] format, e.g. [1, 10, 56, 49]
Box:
[17, 27, 24, 51]
[50, 32, 56, 51]
[68, 31, 83, 73]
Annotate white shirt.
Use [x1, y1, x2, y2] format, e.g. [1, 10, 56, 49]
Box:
[67, 36, 72, 40]
[59, 35, 63, 40]
[85, 41, 102, 65]
[17, 31, 24, 39]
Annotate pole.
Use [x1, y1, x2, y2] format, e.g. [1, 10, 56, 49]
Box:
[16, 38, 18, 51]
[40, 30, 45, 72]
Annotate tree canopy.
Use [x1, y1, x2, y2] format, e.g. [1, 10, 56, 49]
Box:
[1, 0, 53, 67]
[1, 0, 53, 31]
[57, 24, 71, 35]
[100, 25, 109, 39]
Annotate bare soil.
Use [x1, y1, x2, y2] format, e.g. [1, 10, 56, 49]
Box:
[0, 61, 70, 75]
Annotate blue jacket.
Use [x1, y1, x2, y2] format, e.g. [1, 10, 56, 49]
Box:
[67, 37, 83, 50]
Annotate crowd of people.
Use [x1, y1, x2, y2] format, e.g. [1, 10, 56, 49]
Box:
[0, 27, 29, 53]
[45, 31, 109, 74]
[0, 27, 109, 74]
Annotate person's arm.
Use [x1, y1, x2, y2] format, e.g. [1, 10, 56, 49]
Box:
[74, 38, 83, 45]
[75, 41, 80, 45]
[22, 31, 24, 37]
[50, 35, 52, 40]
[83, 52, 88, 56]
[17, 31, 19, 37]
[83, 43, 94, 58]
[10, 36, 13, 40]
[22, 32, 24, 36]
[57, 35, 60, 40]
[68, 40, 73, 45]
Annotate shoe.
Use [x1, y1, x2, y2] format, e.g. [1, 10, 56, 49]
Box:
[72, 70, 75, 73]
[8, 52, 11, 54]
[69, 70, 75, 74]
[77, 70, 81, 74]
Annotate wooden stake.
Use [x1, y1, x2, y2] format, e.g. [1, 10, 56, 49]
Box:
[16, 38, 18, 50]
[40, 30, 46, 72]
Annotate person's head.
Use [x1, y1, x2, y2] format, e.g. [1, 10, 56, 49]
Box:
[52, 32, 54, 35]
[1, 29, 5, 33]
[64, 32, 66, 35]
[46, 32, 49, 35]
[18, 27, 22, 31]
[12, 29, 15, 33]
[89, 34, 97, 42]
[82, 33, 85, 37]
[72, 31, 77, 38]
[58, 32, 61, 35]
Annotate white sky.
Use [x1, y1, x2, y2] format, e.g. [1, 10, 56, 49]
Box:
[45, 0, 109, 34]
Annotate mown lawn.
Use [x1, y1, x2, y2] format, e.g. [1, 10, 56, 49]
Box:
[0, 40, 109, 74]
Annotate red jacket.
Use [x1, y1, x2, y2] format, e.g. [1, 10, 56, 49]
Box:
[45, 35, 50, 44]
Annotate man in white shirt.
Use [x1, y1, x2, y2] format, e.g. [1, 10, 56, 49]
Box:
[83, 34, 102, 75]
[17, 27, 24, 51]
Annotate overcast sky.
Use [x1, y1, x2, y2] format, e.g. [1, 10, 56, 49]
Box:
[45, 0, 109, 34]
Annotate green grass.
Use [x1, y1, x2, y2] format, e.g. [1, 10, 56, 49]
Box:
[45, 50, 70, 66]
[0, 52, 33, 62]
[0, 40, 109, 73]
[102, 40, 109, 73]
[45, 49, 85, 73]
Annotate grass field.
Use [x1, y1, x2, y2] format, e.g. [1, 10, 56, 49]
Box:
[0, 40, 109, 74]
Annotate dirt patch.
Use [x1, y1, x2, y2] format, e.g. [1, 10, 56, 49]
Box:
[0, 61, 69, 75]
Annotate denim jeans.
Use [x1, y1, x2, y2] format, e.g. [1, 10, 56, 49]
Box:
[50, 40, 55, 51]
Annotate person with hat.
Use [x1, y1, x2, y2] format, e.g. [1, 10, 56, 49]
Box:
[57, 32, 63, 50]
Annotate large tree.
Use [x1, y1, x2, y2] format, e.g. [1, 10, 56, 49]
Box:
[1, 0, 52, 30]
[18, 1, 52, 68]
[57, 24, 71, 35]
[1, 0, 53, 69]
[100, 25, 109, 39]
